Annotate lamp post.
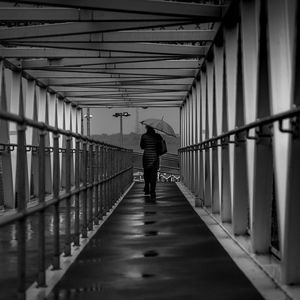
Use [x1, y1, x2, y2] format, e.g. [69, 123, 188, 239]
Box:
[113, 112, 131, 147]
[84, 108, 93, 136]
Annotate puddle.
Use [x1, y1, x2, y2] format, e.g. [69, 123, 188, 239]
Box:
[143, 250, 159, 257]
[144, 231, 158, 236]
[142, 273, 155, 278]
[125, 271, 155, 279]
[144, 211, 156, 215]
[144, 221, 156, 225]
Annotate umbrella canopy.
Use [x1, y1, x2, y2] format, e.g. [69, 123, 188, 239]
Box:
[141, 118, 176, 137]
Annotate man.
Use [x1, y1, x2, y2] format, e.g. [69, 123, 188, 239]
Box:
[140, 125, 162, 199]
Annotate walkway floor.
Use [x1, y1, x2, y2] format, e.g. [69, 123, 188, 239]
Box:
[47, 183, 265, 300]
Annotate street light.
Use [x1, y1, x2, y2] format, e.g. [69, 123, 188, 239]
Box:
[113, 112, 131, 147]
[84, 108, 93, 136]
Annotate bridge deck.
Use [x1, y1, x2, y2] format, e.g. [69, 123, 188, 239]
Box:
[48, 183, 264, 300]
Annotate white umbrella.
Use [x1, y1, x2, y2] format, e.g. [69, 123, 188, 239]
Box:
[141, 118, 176, 137]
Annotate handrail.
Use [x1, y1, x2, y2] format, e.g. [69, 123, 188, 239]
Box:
[0, 107, 134, 297]
[179, 106, 299, 152]
[0, 109, 130, 151]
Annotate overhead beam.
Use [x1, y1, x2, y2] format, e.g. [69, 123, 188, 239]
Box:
[46, 77, 194, 86]
[9, 30, 215, 43]
[53, 86, 189, 92]
[78, 104, 181, 107]
[18, 57, 185, 68]
[63, 93, 187, 99]
[27, 68, 197, 77]
[0, 48, 184, 58]
[6, 42, 208, 56]
[0, 0, 225, 19]
[0, 20, 192, 40]
[0, 8, 190, 21]
[24, 60, 201, 70]
[22, 71, 184, 78]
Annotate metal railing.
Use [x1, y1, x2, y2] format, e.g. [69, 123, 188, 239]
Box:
[179, 106, 300, 260]
[0, 110, 133, 300]
[132, 151, 180, 175]
[179, 106, 299, 152]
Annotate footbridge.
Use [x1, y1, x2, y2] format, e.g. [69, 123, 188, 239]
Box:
[0, 0, 300, 299]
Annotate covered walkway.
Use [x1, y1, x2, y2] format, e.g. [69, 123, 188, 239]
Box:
[0, 0, 300, 300]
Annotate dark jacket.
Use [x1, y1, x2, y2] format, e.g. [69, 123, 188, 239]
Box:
[140, 129, 162, 169]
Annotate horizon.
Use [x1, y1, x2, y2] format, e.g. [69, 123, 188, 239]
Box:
[84, 107, 180, 136]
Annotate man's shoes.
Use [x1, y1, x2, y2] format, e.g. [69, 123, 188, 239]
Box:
[150, 192, 156, 199]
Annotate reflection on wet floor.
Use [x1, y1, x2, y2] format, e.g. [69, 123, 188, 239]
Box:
[1, 183, 267, 300]
[141, 273, 155, 278]
[144, 211, 157, 215]
[143, 250, 159, 257]
[144, 230, 158, 236]
[144, 220, 156, 225]
[47, 182, 265, 300]
[0, 201, 78, 300]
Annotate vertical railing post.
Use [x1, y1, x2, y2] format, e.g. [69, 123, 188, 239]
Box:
[37, 129, 46, 287]
[107, 147, 111, 209]
[109, 148, 113, 208]
[88, 142, 94, 231]
[112, 149, 116, 204]
[16, 121, 27, 300]
[52, 132, 60, 270]
[81, 140, 88, 238]
[74, 137, 80, 246]
[104, 146, 108, 212]
[99, 145, 104, 219]
[117, 149, 120, 200]
[64, 134, 72, 256]
[94, 144, 99, 225]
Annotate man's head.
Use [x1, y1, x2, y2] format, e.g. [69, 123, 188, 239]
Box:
[145, 125, 155, 133]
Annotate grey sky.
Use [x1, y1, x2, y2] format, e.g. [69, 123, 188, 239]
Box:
[88, 107, 180, 135]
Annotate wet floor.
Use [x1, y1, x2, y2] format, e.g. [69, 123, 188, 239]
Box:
[47, 183, 265, 300]
[0, 200, 79, 300]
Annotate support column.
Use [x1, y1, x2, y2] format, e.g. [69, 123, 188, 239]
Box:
[221, 51, 231, 222]
[214, 40, 224, 215]
[211, 66, 220, 213]
[0, 61, 14, 208]
[251, 0, 273, 253]
[280, 0, 300, 284]
[232, 24, 249, 235]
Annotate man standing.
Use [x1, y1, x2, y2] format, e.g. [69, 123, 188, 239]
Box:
[140, 125, 162, 199]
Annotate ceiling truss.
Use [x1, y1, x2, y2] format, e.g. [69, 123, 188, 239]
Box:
[0, 0, 228, 108]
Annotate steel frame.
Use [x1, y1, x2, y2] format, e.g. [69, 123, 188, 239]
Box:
[179, 0, 300, 291]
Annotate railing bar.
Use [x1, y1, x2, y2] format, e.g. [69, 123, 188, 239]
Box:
[0, 166, 133, 227]
[16, 123, 27, 300]
[52, 133, 60, 270]
[37, 131, 46, 287]
[100, 146, 104, 219]
[64, 136, 72, 257]
[81, 141, 88, 238]
[179, 106, 300, 151]
[74, 138, 80, 246]
[88, 143, 93, 231]
[94, 144, 99, 225]
[0, 109, 132, 151]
